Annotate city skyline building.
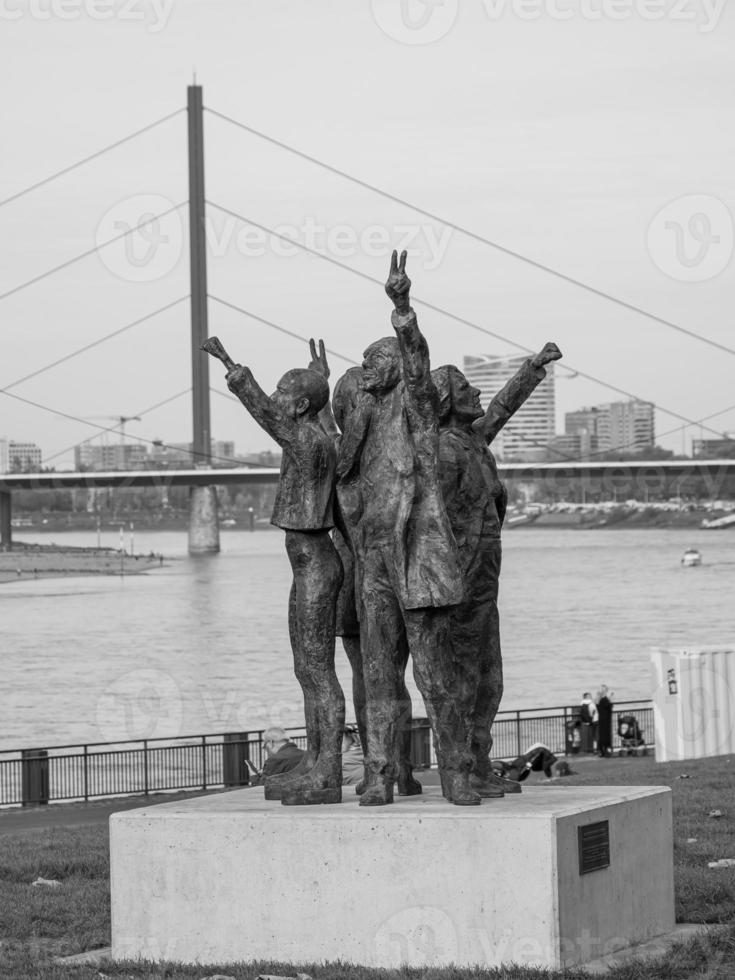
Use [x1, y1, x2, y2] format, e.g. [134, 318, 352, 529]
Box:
[564, 400, 655, 456]
[0, 438, 43, 473]
[692, 433, 735, 459]
[463, 354, 556, 461]
[73, 438, 241, 472]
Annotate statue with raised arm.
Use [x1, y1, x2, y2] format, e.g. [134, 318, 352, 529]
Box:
[339, 251, 482, 807]
[205, 341, 345, 806]
[309, 346, 419, 797]
[431, 341, 562, 795]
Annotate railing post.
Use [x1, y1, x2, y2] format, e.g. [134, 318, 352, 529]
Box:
[515, 710, 522, 757]
[0, 490, 11, 551]
[83, 745, 89, 802]
[201, 736, 207, 790]
[143, 740, 149, 796]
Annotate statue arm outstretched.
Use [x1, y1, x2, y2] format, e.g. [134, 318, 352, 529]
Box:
[386, 250, 437, 420]
[226, 365, 295, 449]
[476, 342, 562, 445]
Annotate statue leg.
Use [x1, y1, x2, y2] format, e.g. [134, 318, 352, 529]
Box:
[335, 539, 370, 793]
[359, 552, 404, 807]
[467, 541, 518, 794]
[289, 579, 320, 761]
[264, 578, 320, 799]
[471, 599, 503, 775]
[279, 531, 346, 806]
[407, 607, 481, 806]
[395, 627, 422, 796]
[341, 634, 367, 758]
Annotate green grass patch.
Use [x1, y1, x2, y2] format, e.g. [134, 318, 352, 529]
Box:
[0, 755, 734, 979]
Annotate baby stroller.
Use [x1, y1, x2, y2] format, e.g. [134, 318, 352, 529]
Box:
[617, 714, 647, 756]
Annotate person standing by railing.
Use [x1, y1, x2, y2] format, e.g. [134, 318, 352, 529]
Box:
[597, 686, 614, 758]
[580, 692, 599, 752]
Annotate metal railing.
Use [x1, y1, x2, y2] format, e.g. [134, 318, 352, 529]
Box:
[0, 700, 654, 808]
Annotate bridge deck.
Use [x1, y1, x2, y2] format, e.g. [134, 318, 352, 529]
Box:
[0, 459, 733, 491]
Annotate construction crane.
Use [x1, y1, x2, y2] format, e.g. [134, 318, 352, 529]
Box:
[85, 415, 142, 446]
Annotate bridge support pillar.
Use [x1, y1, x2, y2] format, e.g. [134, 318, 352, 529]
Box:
[188, 485, 220, 555]
[0, 491, 11, 551]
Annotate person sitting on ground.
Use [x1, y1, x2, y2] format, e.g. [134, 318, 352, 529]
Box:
[494, 743, 558, 782]
[341, 726, 365, 787]
[248, 726, 305, 785]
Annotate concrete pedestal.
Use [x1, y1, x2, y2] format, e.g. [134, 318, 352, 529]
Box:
[110, 785, 674, 970]
[188, 485, 219, 555]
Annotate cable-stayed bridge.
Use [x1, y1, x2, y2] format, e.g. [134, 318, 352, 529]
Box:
[2, 86, 734, 552]
[3, 459, 735, 548]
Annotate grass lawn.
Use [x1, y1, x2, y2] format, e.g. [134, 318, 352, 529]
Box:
[0, 754, 734, 979]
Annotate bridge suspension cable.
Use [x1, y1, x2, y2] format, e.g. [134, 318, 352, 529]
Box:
[204, 106, 735, 361]
[0, 202, 187, 303]
[205, 201, 731, 444]
[208, 286, 735, 463]
[0, 297, 189, 393]
[0, 385, 239, 471]
[0, 109, 185, 209]
[39, 388, 193, 466]
[209, 296, 359, 367]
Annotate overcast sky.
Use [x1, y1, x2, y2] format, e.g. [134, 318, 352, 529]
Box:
[2, 0, 734, 466]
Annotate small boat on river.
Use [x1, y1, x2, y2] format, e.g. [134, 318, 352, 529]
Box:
[681, 548, 702, 567]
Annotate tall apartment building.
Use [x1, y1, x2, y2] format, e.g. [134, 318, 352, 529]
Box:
[565, 400, 654, 456]
[565, 407, 602, 457]
[0, 438, 43, 473]
[463, 354, 556, 461]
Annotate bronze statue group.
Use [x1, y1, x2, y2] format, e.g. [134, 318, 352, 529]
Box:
[206, 251, 561, 807]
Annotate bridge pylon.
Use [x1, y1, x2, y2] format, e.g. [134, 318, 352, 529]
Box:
[187, 83, 220, 555]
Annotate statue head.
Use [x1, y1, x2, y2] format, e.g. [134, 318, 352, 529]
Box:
[271, 368, 329, 419]
[361, 337, 401, 393]
[431, 364, 483, 425]
[332, 367, 365, 433]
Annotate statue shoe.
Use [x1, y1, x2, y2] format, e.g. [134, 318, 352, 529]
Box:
[358, 781, 394, 807]
[471, 772, 518, 796]
[263, 756, 317, 800]
[279, 769, 342, 806]
[443, 771, 482, 806]
[263, 772, 302, 800]
[281, 784, 341, 806]
[396, 768, 423, 796]
[469, 777, 504, 798]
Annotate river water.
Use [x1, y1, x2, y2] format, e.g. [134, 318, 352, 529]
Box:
[1, 528, 733, 751]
